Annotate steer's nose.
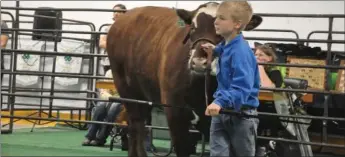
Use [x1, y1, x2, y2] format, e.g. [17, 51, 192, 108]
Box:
[192, 57, 207, 68]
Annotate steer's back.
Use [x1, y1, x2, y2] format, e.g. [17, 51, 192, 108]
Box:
[106, 6, 190, 99]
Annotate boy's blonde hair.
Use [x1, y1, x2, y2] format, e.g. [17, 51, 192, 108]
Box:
[219, 1, 253, 31]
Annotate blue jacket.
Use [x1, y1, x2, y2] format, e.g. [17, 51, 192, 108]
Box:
[212, 33, 260, 111]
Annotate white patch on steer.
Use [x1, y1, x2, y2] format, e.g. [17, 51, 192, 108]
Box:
[191, 110, 200, 125]
[210, 57, 219, 76]
[192, 3, 218, 28]
[188, 49, 196, 68]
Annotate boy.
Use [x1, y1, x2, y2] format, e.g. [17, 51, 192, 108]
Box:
[202, 1, 260, 157]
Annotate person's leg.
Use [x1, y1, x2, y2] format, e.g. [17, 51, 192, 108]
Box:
[83, 102, 107, 145]
[229, 109, 259, 157]
[209, 115, 230, 157]
[95, 102, 122, 144]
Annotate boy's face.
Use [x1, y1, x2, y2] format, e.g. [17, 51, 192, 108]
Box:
[214, 7, 241, 37]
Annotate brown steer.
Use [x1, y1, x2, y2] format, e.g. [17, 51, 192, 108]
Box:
[106, 2, 262, 157]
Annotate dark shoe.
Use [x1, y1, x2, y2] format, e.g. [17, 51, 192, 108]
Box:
[82, 138, 92, 146]
[90, 140, 105, 147]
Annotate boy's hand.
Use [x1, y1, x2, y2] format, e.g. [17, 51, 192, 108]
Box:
[258, 65, 265, 71]
[205, 103, 222, 116]
[201, 43, 215, 55]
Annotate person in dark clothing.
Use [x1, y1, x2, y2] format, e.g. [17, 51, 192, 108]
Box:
[1, 20, 10, 80]
[255, 44, 284, 156]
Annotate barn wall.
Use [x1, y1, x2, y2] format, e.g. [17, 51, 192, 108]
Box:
[1, 1, 344, 114]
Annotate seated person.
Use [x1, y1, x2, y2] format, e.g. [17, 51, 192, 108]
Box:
[82, 69, 128, 150]
[255, 44, 284, 156]
[256, 44, 283, 88]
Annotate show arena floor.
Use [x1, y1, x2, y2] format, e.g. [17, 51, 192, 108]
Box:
[0, 125, 204, 156]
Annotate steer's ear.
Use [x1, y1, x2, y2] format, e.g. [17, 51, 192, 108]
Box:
[244, 14, 263, 31]
[176, 9, 194, 25]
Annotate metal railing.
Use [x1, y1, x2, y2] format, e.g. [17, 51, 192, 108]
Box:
[1, 3, 100, 131]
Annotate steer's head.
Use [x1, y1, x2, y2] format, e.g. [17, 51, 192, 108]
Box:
[176, 2, 262, 76]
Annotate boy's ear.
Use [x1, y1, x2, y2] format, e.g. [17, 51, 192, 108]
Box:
[244, 14, 263, 31]
[176, 9, 194, 25]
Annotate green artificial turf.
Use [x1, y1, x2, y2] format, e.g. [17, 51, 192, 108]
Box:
[0, 126, 207, 156]
[0, 126, 168, 156]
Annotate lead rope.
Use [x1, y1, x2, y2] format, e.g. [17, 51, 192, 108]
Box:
[205, 51, 213, 107]
[205, 73, 210, 107]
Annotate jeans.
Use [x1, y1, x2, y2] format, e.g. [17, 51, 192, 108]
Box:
[85, 101, 122, 143]
[209, 109, 259, 157]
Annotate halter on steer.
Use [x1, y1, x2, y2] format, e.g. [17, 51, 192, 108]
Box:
[183, 29, 217, 108]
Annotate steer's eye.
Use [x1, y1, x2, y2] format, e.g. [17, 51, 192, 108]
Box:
[190, 24, 196, 34]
